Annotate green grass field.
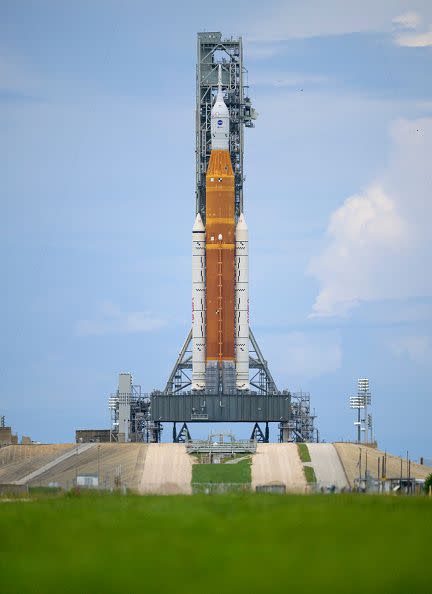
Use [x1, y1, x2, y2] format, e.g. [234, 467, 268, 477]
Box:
[297, 442, 311, 462]
[303, 464, 317, 483]
[192, 458, 251, 483]
[1, 493, 431, 594]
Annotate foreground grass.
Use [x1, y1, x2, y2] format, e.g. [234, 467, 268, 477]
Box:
[1, 493, 431, 594]
[28, 486, 63, 497]
[192, 459, 251, 484]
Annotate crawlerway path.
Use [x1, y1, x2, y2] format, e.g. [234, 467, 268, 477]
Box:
[306, 443, 349, 490]
[251, 443, 306, 492]
[139, 444, 192, 494]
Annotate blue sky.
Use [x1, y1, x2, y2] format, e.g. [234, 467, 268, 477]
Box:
[2, 1, 431, 458]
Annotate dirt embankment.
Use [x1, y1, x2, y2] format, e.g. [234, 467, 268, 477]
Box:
[334, 443, 432, 488]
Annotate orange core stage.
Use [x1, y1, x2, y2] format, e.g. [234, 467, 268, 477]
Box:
[205, 149, 235, 363]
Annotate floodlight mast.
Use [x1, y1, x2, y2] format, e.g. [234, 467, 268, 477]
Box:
[349, 379, 372, 443]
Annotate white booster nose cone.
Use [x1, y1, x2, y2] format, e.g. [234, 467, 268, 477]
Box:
[211, 64, 229, 151]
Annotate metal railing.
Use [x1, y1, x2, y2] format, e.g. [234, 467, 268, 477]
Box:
[192, 482, 251, 494]
[186, 440, 257, 454]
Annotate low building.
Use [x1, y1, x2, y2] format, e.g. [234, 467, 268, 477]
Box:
[76, 474, 99, 488]
[75, 429, 112, 443]
[0, 427, 18, 446]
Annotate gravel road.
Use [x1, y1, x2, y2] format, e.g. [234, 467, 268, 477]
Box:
[251, 443, 306, 492]
[139, 444, 192, 494]
[306, 443, 349, 489]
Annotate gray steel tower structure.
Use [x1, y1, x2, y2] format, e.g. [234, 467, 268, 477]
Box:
[195, 32, 256, 222]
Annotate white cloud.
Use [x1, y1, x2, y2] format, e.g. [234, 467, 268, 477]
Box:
[246, 43, 282, 59]
[388, 335, 432, 365]
[253, 72, 327, 88]
[391, 8, 432, 47]
[76, 302, 166, 336]
[309, 185, 408, 317]
[260, 331, 342, 383]
[309, 117, 432, 317]
[395, 27, 432, 46]
[392, 11, 422, 29]
[246, 1, 432, 42]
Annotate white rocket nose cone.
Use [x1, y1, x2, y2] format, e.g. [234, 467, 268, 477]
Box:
[193, 213, 205, 232]
[236, 213, 248, 231]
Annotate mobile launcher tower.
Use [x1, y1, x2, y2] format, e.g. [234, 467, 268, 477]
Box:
[109, 32, 317, 444]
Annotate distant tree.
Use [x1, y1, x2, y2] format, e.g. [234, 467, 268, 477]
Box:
[425, 473, 432, 494]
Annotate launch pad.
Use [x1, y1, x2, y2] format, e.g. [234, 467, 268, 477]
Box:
[106, 32, 317, 444]
[108, 383, 315, 445]
[151, 392, 291, 424]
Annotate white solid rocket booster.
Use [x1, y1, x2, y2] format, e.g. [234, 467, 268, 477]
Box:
[235, 213, 249, 390]
[192, 213, 206, 390]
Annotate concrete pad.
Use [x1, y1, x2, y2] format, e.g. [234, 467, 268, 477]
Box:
[307, 443, 349, 490]
[139, 444, 192, 495]
[251, 443, 306, 492]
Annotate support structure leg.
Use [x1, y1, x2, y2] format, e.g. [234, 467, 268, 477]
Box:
[279, 422, 290, 443]
[174, 422, 191, 443]
[250, 422, 269, 443]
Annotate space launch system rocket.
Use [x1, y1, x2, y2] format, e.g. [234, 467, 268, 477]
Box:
[192, 65, 249, 393]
